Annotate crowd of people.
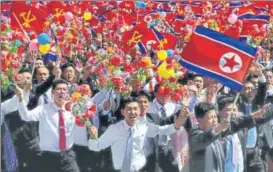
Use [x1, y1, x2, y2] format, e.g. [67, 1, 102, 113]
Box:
[1, 46, 273, 172]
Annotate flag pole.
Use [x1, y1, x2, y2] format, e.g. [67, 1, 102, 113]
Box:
[12, 12, 30, 42]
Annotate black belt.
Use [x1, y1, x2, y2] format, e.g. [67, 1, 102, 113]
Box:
[73, 144, 89, 151]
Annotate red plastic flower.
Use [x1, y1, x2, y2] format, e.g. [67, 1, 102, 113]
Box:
[172, 93, 182, 102]
[109, 57, 121, 67]
[89, 105, 97, 112]
[75, 116, 85, 127]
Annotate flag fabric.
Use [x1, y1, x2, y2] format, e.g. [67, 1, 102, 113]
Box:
[180, 26, 256, 91]
[9, 1, 47, 33]
[239, 14, 270, 38]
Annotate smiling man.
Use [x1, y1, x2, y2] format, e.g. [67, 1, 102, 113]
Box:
[16, 79, 80, 172]
[88, 97, 189, 172]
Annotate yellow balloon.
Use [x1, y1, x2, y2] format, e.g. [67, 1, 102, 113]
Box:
[83, 12, 92, 21]
[157, 62, 175, 79]
[39, 44, 50, 54]
[157, 50, 168, 61]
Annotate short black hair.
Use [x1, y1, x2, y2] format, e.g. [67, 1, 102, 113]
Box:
[61, 63, 75, 72]
[246, 74, 259, 82]
[218, 97, 236, 111]
[18, 67, 31, 74]
[52, 79, 68, 90]
[120, 97, 138, 110]
[133, 89, 151, 101]
[154, 84, 160, 93]
[195, 102, 216, 118]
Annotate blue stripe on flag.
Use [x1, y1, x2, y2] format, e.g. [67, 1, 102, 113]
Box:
[179, 59, 242, 91]
[195, 26, 257, 57]
[151, 27, 164, 40]
[238, 14, 270, 21]
[229, 1, 243, 7]
[137, 42, 147, 55]
[176, 15, 184, 20]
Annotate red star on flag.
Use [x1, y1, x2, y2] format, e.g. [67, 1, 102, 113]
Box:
[222, 55, 240, 72]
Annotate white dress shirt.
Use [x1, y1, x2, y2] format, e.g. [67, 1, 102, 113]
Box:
[88, 118, 177, 171]
[18, 101, 75, 152]
[1, 91, 30, 125]
[147, 99, 181, 146]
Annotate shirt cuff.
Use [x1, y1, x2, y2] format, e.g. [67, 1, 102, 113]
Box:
[88, 139, 100, 152]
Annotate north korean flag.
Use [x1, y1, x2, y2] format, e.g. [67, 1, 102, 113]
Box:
[180, 26, 256, 91]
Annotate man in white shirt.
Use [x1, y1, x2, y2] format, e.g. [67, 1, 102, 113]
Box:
[88, 97, 189, 172]
[147, 84, 181, 172]
[16, 79, 80, 172]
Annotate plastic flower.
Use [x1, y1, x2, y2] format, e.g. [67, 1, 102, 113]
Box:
[71, 92, 82, 102]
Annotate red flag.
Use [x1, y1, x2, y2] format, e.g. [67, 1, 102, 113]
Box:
[10, 1, 47, 33]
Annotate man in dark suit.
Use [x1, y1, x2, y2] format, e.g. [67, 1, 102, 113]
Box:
[2, 66, 60, 172]
[189, 102, 270, 172]
[238, 81, 273, 172]
[218, 96, 273, 172]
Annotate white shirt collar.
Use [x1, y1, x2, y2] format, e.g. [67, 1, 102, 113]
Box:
[154, 99, 164, 110]
[52, 102, 65, 112]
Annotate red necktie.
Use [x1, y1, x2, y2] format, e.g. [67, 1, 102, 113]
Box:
[59, 110, 66, 151]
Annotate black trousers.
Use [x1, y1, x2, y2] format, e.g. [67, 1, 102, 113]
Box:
[73, 144, 100, 172]
[158, 147, 179, 172]
[40, 149, 80, 172]
[18, 150, 41, 172]
[98, 147, 114, 172]
[142, 154, 156, 172]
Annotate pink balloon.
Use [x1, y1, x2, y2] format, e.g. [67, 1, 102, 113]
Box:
[227, 14, 238, 25]
[65, 12, 73, 21]
[29, 39, 38, 51]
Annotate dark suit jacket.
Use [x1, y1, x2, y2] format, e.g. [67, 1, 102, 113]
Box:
[4, 75, 55, 152]
[189, 115, 256, 172]
[238, 102, 273, 172]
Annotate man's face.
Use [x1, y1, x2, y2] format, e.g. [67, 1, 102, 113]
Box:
[63, 66, 75, 82]
[52, 83, 68, 105]
[121, 102, 140, 127]
[36, 67, 49, 83]
[242, 82, 256, 102]
[35, 60, 44, 68]
[264, 71, 273, 86]
[198, 109, 218, 131]
[18, 72, 32, 90]
[155, 92, 169, 105]
[193, 76, 204, 90]
[136, 96, 149, 117]
[219, 103, 239, 120]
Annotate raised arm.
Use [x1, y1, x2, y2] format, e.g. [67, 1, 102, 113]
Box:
[1, 91, 30, 115]
[146, 107, 189, 137]
[16, 86, 41, 122]
[88, 125, 116, 151]
[189, 121, 229, 152]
